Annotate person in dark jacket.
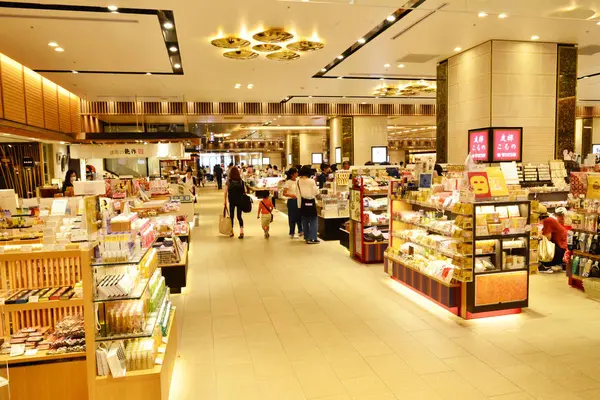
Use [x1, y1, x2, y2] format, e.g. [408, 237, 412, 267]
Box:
[317, 163, 331, 189]
[224, 166, 246, 238]
[214, 164, 224, 190]
[61, 170, 77, 195]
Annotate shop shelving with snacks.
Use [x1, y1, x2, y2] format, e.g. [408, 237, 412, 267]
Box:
[0, 248, 94, 400]
[385, 180, 531, 319]
[349, 166, 395, 263]
[317, 170, 350, 241]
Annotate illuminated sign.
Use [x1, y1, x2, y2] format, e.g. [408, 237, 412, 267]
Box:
[468, 130, 490, 161]
[492, 128, 522, 162]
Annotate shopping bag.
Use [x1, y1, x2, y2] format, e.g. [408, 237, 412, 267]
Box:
[219, 207, 233, 236]
[540, 236, 556, 263]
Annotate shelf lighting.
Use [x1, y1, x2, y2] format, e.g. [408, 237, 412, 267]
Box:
[386, 15, 396, 22]
[530, 35, 540, 41]
[107, 5, 118, 11]
[163, 22, 174, 29]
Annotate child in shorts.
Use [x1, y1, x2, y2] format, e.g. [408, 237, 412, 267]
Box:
[257, 191, 274, 238]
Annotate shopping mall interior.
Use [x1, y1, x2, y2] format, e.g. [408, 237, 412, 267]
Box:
[1, 0, 600, 399]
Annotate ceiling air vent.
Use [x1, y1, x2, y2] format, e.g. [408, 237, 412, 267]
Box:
[397, 54, 439, 63]
[578, 45, 600, 56]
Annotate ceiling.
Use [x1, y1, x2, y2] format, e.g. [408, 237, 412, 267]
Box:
[0, 0, 599, 103]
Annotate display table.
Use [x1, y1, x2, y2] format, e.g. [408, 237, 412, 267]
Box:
[317, 215, 348, 241]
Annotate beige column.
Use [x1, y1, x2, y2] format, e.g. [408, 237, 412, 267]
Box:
[446, 40, 559, 164]
[329, 117, 343, 165]
[353, 116, 388, 165]
[299, 133, 323, 165]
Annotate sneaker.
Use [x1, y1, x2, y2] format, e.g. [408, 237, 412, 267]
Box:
[307, 240, 319, 244]
[239, 233, 244, 239]
[298, 232, 304, 237]
[540, 269, 554, 274]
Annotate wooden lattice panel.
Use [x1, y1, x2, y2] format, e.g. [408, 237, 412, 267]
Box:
[24, 67, 44, 128]
[43, 78, 59, 131]
[0, 54, 26, 124]
[0, 251, 82, 290]
[8, 306, 84, 335]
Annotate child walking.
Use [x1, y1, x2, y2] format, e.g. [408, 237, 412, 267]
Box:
[257, 191, 274, 238]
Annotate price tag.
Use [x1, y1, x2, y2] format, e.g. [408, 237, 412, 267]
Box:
[155, 357, 163, 365]
[10, 344, 25, 357]
[25, 349, 37, 356]
[29, 295, 39, 303]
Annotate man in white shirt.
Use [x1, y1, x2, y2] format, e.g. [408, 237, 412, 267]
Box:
[283, 167, 303, 238]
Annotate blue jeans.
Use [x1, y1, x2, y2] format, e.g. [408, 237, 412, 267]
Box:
[287, 199, 302, 235]
[302, 215, 318, 241]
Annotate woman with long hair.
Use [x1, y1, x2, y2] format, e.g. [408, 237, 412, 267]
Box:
[224, 166, 246, 238]
[61, 170, 77, 194]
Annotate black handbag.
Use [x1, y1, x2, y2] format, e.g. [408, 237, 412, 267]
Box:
[297, 181, 317, 217]
[240, 181, 253, 213]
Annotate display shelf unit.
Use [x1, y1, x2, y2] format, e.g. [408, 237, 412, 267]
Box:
[0, 248, 93, 400]
[385, 180, 531, 319]
[349, 174, 389, 263]
[317, 170, 350, 241]
[157, 239, 189, 294]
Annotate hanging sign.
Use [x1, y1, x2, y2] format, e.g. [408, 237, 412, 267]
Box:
[468, 130, 490, 161]
[492, 128, 522, 162]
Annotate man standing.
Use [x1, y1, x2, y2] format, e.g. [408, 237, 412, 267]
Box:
[317, 163, 331, 189]
[214, 164, 224, 190]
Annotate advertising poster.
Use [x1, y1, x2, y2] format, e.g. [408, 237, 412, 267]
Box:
[468, 130, 490, 161]
[492, 129, 522, 162]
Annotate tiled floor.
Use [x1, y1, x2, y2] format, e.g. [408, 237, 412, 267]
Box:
[169, 187, 600, 400]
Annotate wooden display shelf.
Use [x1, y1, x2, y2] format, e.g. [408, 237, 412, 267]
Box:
[0, 349, 85, 365]
[1, 298, 84, 312]
[95, 308, 179, 400]
[158, 243, 188, 268]
[573, 250, 600, 261]
[384, 254, 461, 288]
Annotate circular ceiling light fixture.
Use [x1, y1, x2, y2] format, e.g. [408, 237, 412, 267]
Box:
[454, 47, 462, 52]
[266, 51, 300, 61]
[211, 37, 251, 49]
[478, 11, 487, 17]
[163, 22, 174, 29]
[252, 44, 282, 52]
[287, 40, 325, 52]
[384, 63, 391, 68]
[398, 64, 405, 68]
[224, 49, 259, 60]
[530, 35, 540, 41]
[253, 28, 294, 43]
[358, 38, 366, 44]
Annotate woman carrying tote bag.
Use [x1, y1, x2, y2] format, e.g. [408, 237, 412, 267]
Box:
[297, 165, 319, 244]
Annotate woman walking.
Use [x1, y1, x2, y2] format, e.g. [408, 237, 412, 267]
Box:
[283, 167, 303, 238]
[297, 165, 319, 244]
[224, 166, 246, 239]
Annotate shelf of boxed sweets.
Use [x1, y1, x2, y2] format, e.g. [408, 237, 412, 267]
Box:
[384, 251, 461, 288]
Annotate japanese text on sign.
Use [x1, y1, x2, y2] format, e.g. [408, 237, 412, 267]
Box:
[492, 129, 521, 161]
[109, 148, 145, 156]
[468, 130, 489, 161]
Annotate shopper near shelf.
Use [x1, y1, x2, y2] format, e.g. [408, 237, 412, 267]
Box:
[61, 170, 77, 195]
[197, 166, 205, 187]
[224, 166, 246, 238]
[317, 163, 331, 189]
[256, 191, 274, 238]
[331, 164, 338, 173]
[182, 167, 198, 201]
[434, 163, 444, 177]
[297, 165, 319, 244]
[342, 161, 351, 171]
[283, 167, 303, 238]
[214, 164, 224, 190]
[539, 205, 568, 272]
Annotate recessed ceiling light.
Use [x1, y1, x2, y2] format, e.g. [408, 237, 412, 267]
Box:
[247, 84, 254, 89]
[235, 84, 241, 88]
[146, 72, 152, 75]
[107, 5, 118, 11]
[169, 46, 178, 52]
[361, 102, 366, 104]
[386, 15, 396, 22]
[321, 68, 327, 72]
[358, 38, 366, 44]
[478, 11, 487, 17]
[597, 21, 600, 25]
[498, 13, 508, 19]
[398, 64, 405, 68]
[454, 47, 462, 52]
[55, 47, 64, 52]
[163, 22, 174, 29]
[71, 70, 78, 74]
[337, 55, 344, 60]
[284, 97, 290, 100]
[308, 95, 313, 98]
[337, 76, 343, 79]
[48, 42, 58, 47]
[384, 63, 391, 68]
[173, 63, 181, 69]
[530, 35, 540, 41]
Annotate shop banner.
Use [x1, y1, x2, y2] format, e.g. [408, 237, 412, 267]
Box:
[70, 143, 184, 159]
[468, 130, 490, 161]
[492, 129, 522, 162]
